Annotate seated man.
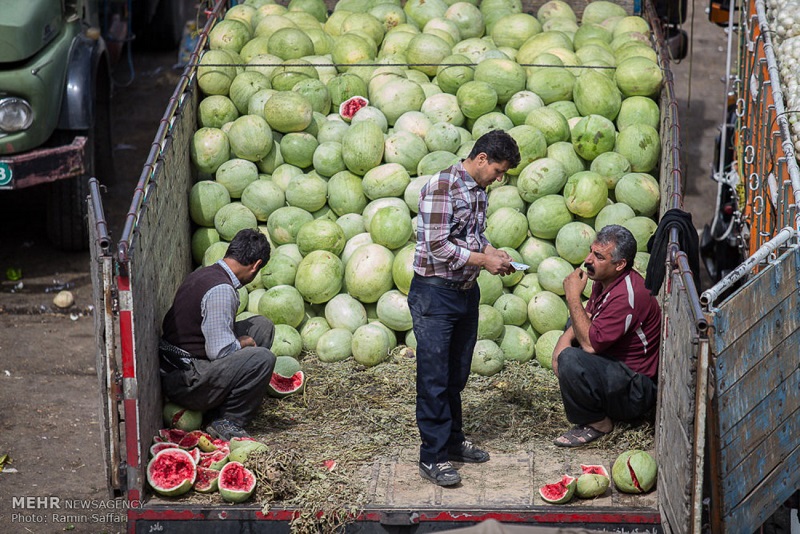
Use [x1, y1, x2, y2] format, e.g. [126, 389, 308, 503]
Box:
[551, 224, 661, 447]
[160, 228, 276, 441]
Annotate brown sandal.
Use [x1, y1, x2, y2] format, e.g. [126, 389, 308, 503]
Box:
[553, 425, 611, 447]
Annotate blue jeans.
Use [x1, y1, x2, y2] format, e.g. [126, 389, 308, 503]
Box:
[408, 276, 480, 463]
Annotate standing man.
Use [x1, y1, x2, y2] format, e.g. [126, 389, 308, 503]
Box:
[409, 129, 521, 486]
[160, 228, 276, 441]
[551, 225, 661, 447]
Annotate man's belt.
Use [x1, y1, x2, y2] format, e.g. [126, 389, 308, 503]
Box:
[413, 273, 476, 291]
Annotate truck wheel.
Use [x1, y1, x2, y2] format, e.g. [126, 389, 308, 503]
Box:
[47, 61, 113, 251]
[47, 173, 91, 251]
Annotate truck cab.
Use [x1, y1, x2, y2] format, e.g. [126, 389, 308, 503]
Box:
[0, 0, 185, 251]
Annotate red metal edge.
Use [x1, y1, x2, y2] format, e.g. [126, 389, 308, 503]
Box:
[416, 510, 661, 524]
[118, 275, 134, 379]
[117, 274, 140, 476]
[127, 506, 660, 525]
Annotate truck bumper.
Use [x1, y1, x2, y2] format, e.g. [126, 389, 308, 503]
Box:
[0, 136, 87, 190]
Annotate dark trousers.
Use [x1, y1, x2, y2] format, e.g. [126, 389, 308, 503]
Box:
[557, 347, 657, 426]
[408, 277, 480, 463]
[161, 316, 276, 427]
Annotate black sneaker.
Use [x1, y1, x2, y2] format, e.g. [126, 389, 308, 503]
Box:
[448, 440, 490, 463]
[206, 419, 250, 441]
[419, 461, 461, 486]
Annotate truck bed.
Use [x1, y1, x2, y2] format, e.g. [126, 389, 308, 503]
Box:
[86, 0, 693, 531]
[135, 449, 658, 532]
[124, 355, 660, 531]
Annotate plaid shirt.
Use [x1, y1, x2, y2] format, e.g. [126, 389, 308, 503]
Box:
[200, 260, 242, 360]
[413, 162, 489, 282]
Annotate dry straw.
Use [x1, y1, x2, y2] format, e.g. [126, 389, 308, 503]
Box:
[240, 350, 654, 532]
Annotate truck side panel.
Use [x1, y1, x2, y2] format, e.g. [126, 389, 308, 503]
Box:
[701, 0, 800, 530]
[118, 84, 198, 497]
[707, 247, 800, 532]
[657, 271, 705, 534]
[88, 178, 122, 496]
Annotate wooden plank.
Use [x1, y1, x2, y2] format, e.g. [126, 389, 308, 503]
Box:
[722, 403, 800, 511]
[656, 275, 697, 533]
[717, 328, 800, 442]
[711, 249, 799, 354]
[714, 288, 800, 398]
[368, 449, 660, 510]
[716, 329, 800, 440]
[89, 200, 119, 497]
[718, 370, 800, 495]
[657, 418, 692, 532]
[720, 368, 800, 473]
[722, 440, 800, 533]
[706, 249, 800, 533]
[659, 277, 698, 434]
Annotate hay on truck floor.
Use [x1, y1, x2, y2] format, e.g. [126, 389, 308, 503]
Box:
[243, 351, 655, 533]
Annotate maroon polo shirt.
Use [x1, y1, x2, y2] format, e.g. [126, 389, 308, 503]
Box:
[585, 269, 661, 379]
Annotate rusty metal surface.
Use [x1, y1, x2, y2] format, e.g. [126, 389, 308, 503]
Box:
[0, 136, 86, 189]
[88, 183, 122, 497]
[734, 0, 800, 256]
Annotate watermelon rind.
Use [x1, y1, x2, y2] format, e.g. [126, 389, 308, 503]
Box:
[193, 467, 220, 494]
[147, 448, 197, 497]
[219, 461, 257, 503]
[539, 474, 577, 504]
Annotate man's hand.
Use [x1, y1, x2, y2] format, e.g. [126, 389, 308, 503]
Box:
[483, 249, 512, 275]
[563, 268, 588, 302]
[238, 335, 256, 348]
[562, 270, 595, 354]
[488, 245, 512, 262]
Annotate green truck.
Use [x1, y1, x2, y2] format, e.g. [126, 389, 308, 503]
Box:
[0, 0, 185, 250]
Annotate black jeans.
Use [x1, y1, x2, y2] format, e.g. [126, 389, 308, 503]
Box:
[161, 316, 276, 427]
[557, 347, 657, 426]
[408, 276, 480, 464]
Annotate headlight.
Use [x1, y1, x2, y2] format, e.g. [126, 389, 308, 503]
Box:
[0, 98, 34, 132]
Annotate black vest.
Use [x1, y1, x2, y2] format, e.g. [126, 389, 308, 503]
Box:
[162, 263, 235, 358]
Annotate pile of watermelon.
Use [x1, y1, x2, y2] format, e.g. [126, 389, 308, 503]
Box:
[539, 451, 657, 504]
[147, 429, 261, 502]
[188, 0, 664, 375]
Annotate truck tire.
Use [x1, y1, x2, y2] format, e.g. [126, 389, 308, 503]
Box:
[47, 61, 113, 251]
[47, 173, 91, 251]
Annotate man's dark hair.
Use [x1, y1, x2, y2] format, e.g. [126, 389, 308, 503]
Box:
[595, 225, 637, 268]
[468, 129, 521, 169]
[225, 229, 271, 267]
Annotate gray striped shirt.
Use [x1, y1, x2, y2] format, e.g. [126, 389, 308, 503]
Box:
[200, 260, 242, 360]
